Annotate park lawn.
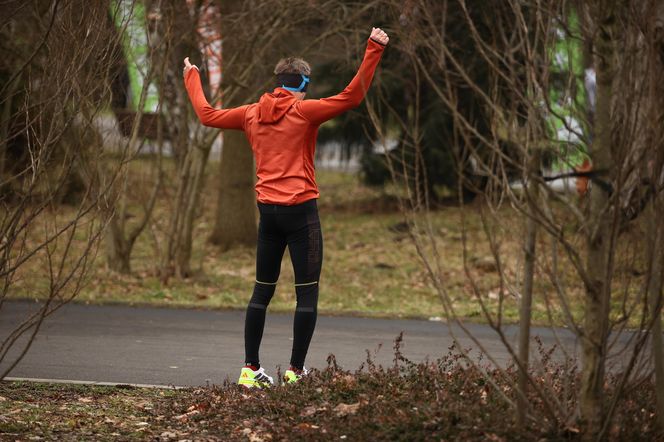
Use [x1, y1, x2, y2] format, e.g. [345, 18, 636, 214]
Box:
[7, 166, 649, 326]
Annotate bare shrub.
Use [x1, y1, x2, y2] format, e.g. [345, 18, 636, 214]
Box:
[0, 0, 131, 378]
[360, 0, 664, 437]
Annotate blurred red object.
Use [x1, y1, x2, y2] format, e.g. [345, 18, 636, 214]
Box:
[576, 158, 592, 197]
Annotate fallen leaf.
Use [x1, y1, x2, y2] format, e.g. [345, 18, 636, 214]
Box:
[77, 397, 93, 403]
[483, 433, 505, 441]
[241, 428, 265, 442]
[174, 409, 200, 421]
[299, 406, 317, 417]
[136, 400, 153, 410]
[334, 402, 360, 417]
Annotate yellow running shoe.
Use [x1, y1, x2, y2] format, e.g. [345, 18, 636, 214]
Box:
[283, 367, 308, 384]
[238, 366, 274, 389]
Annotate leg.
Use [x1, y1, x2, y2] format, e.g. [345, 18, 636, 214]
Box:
[244, 213, 286, 368]
[285, 210, 323, 370]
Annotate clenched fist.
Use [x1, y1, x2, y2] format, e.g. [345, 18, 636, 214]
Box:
[182, 57, 198, 77]
[370, 27, 389, 46]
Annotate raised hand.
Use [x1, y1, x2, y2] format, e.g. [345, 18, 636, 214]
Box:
[370, 27, 389, 46]
[183, 57, 198, 77]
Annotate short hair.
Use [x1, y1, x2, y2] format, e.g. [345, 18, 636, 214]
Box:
[274, 57, 311, 76]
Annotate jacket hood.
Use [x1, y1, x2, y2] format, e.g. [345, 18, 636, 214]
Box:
[257, 88, 298, 124]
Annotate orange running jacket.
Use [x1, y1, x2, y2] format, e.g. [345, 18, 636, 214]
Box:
[185, 38, 386, 205]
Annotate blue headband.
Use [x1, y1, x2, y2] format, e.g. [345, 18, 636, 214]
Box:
[277, 73, 310, 92]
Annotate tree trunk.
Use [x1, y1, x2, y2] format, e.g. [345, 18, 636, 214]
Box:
[106, 214, 131, 274]
[580, 3, 617, 437]
[209, 131, 256, 250]
[516, 153, 540, 428]
[208, 0, 257, 250]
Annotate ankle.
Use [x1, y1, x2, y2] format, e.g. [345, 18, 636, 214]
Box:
[245, 364, 260, 371]
[289, 366, 303, 374]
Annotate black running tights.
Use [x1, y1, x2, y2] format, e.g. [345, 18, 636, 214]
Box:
[244, 199, 322, 370]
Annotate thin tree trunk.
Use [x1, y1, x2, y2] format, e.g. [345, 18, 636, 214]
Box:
[517, 154, 540, 428]
[160, 148, 190, 280]
[104, 45, 160, 275]
[653, 304, 664, 431]
[649, 3, 664, 430]
[175, 145, 209, 277]
[159, 133, 212, 279]
[0, 72, 21, 195]
[106, 214, 131, 273]
[646, 199, 664, 430]
[580, 3, 617, 437]
[156, 0, 215, 280]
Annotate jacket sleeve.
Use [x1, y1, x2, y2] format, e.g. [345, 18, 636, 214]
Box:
[297, 38, 386, 125]
[184, 68, 248, 130]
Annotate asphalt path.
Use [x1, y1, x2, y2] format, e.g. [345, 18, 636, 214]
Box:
[0, 301, 612, 387]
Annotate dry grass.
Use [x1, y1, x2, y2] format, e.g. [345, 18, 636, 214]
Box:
[7, 159, 654, 327]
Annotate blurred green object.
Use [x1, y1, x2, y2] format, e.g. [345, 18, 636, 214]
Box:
[111, 0, 159, 112]
[547, 11, 591, 171]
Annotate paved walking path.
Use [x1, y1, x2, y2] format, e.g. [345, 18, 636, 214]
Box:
[0, 301, 587, 387]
